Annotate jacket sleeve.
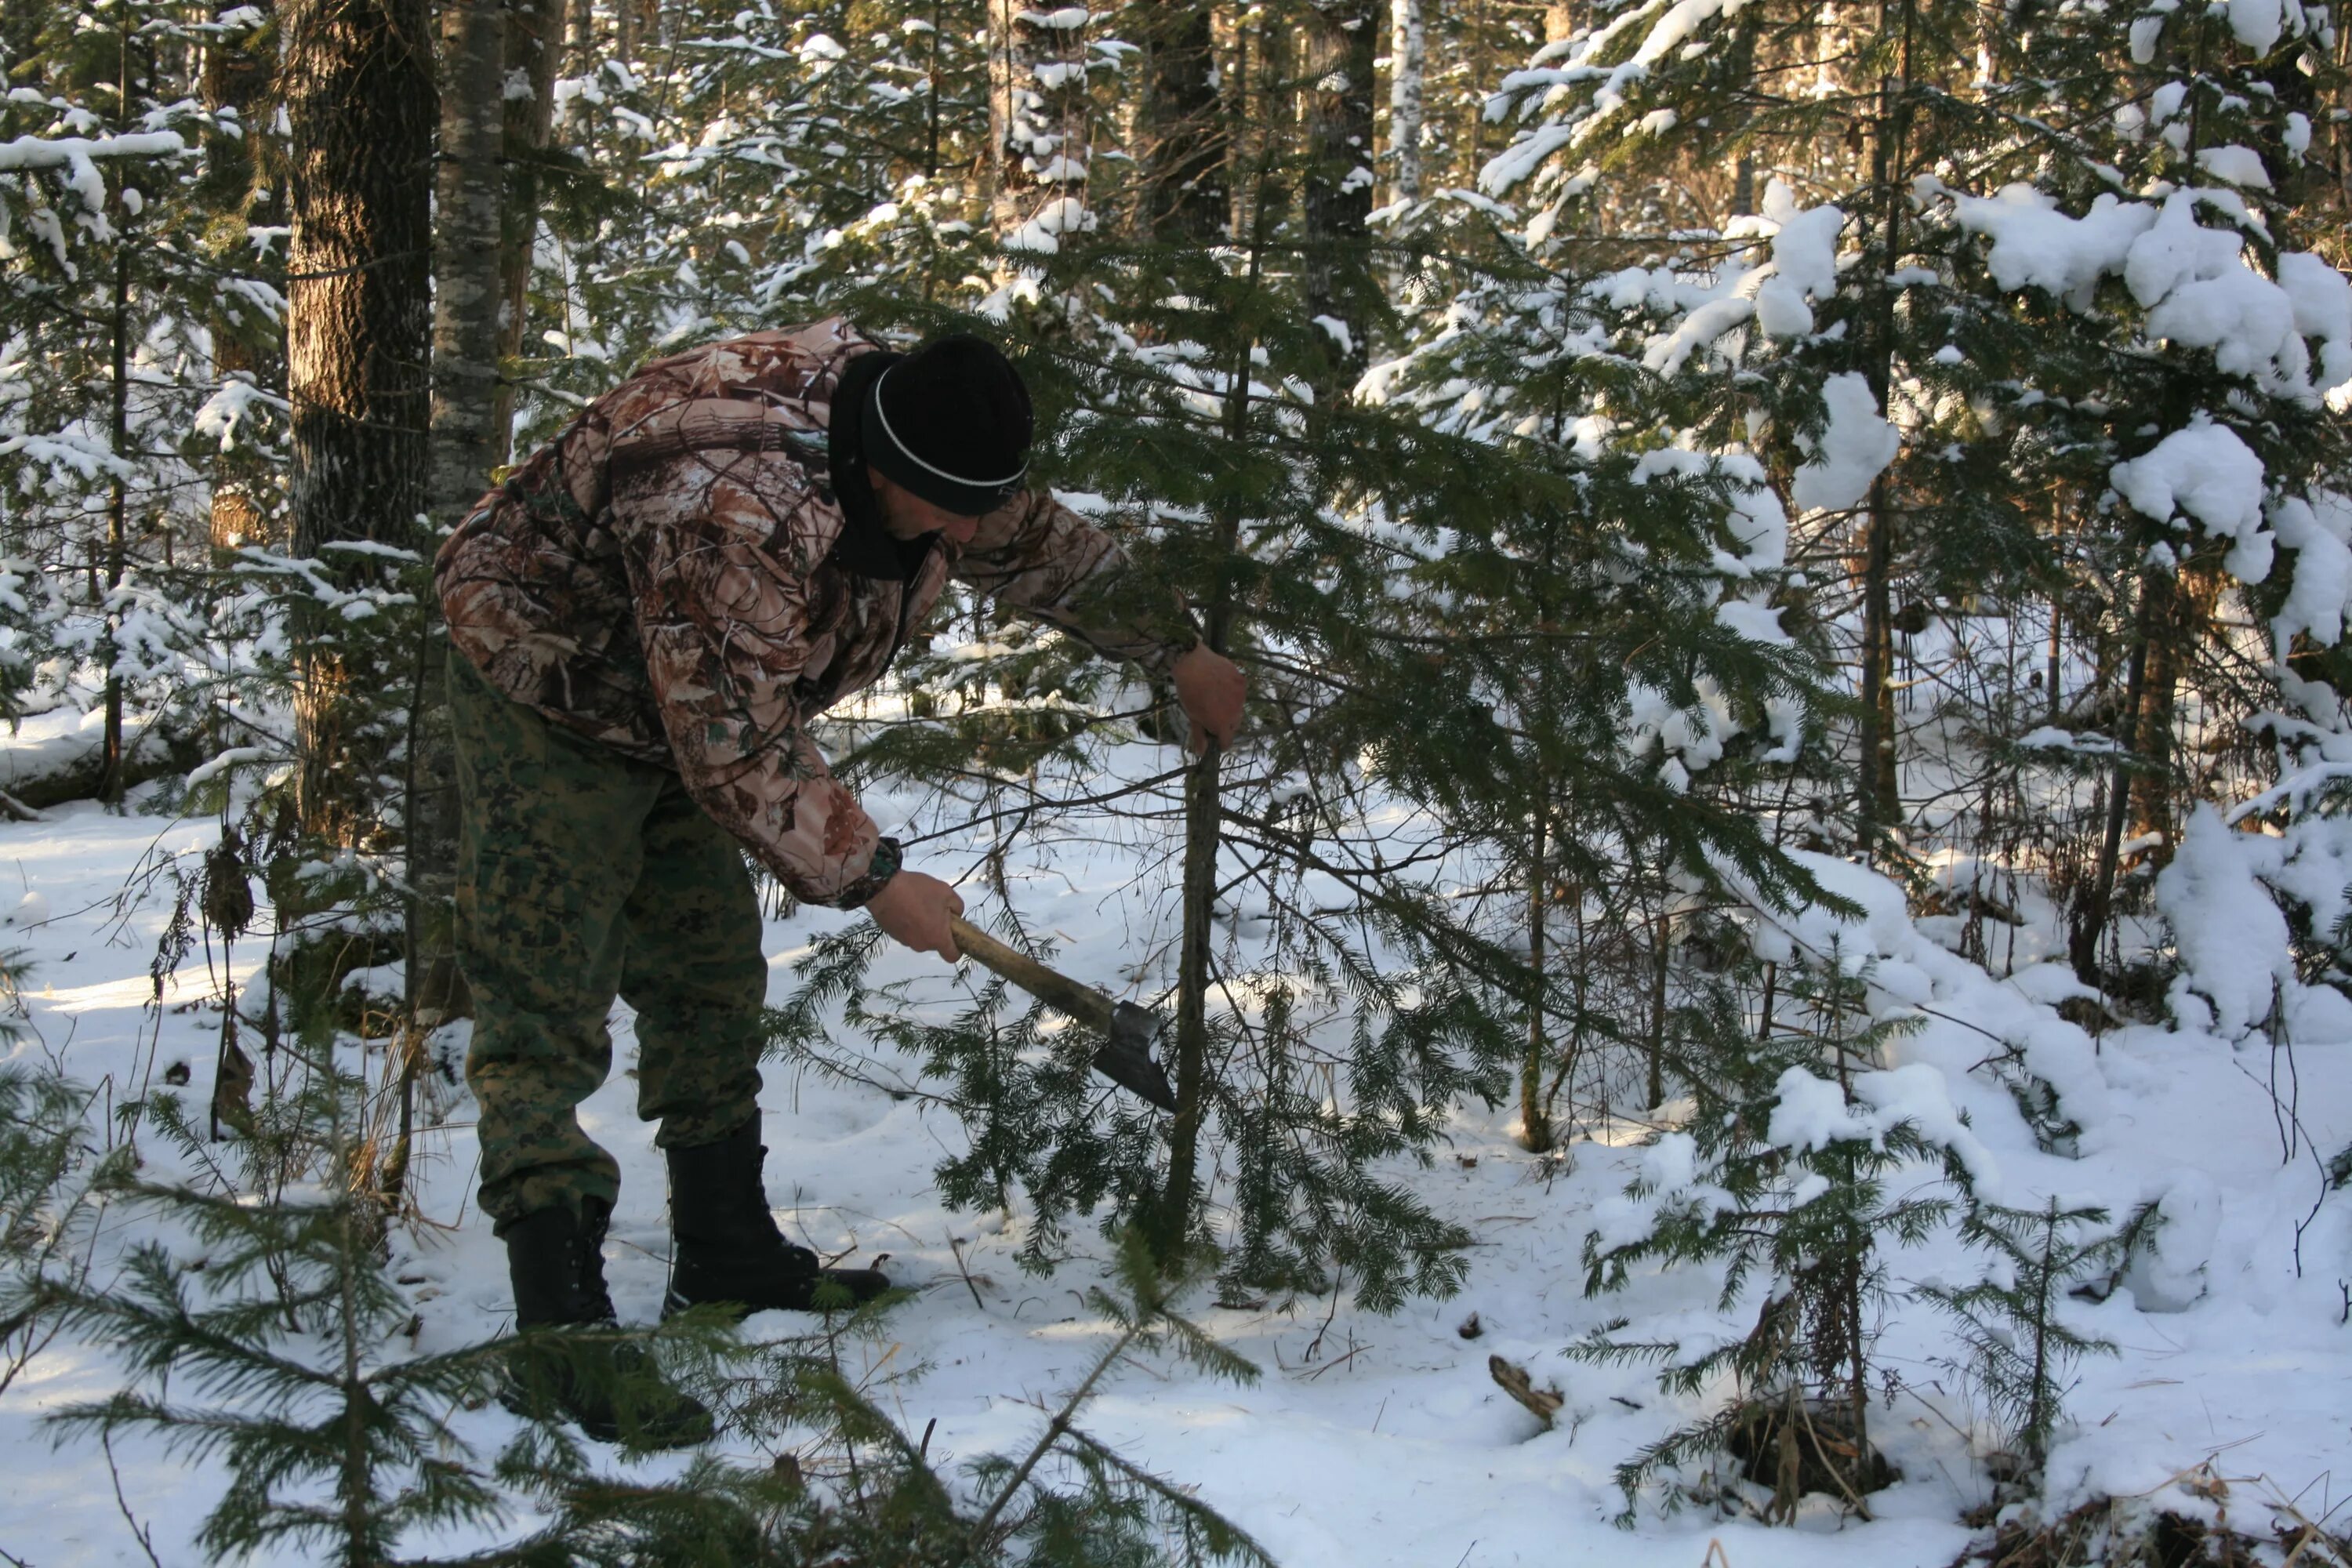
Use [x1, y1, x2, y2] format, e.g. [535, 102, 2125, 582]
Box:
[609, 446, 895, 909]
[951, 489, 1199, 677]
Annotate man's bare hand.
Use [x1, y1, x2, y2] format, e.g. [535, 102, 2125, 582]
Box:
[1172, 643, 1246, 752]
[865, 870, 964, 963]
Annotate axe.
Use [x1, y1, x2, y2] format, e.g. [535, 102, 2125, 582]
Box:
[946, 915, 1178, 1112]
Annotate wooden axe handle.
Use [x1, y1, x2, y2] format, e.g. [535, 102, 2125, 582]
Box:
[946, 914, 1116, 1036]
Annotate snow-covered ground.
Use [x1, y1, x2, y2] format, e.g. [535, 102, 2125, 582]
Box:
[2, 764, 2349, 1566]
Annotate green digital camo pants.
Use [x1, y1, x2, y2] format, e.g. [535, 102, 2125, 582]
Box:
[448, 649, 769, 1232]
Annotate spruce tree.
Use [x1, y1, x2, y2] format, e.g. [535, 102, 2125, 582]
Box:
[1570, 948, 1956, 1522]
[45, 1042, 521, 1564]
[1918, 1197, 2123, 1472]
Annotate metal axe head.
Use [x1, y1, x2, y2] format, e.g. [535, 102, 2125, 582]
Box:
[1091, 1000, 1178, 1112]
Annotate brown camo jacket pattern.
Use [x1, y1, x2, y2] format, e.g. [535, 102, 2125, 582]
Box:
[435, 317, 1188, 906]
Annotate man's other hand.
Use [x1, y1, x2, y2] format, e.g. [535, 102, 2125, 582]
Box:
[865, 870, 964, 963]
[1172, 643, 1246, 752]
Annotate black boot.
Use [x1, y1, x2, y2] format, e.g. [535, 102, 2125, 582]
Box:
[665, 1121, 891, 1317]
[500, 1201, 713, 1448]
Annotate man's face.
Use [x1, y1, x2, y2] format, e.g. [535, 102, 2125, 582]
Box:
[868, 466, 981, 545]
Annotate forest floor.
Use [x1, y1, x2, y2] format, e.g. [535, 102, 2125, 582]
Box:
[1, 714, 2349, 1566]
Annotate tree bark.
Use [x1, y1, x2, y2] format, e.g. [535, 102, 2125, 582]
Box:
[1519, 804, 1553, 1152]
[102, 220, 132, 809]
[431, 0, 506, 514]
[1856, 3, 1916, 852]
[2070, 570, 2157, 988]
[567, 0, 596, 72]
[1135, 0, 1225, 241]
[281, 0, 436, 843]
[200, 0, 279, 552]
[2125, 562, 2219, 862]
[1388, 0, 1425, 205]
[989, 0, 1091, 248]
[414, 0, 509, 1033]
[1302, 1, 1377, 393]
[491, 0, 561, 449]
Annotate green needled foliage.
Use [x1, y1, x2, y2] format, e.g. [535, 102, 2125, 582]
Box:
[39, 1003, 1265, 1567]
[42, 1037, 517, 1566]
[1919, 1197, 2123, 1472]
[493, 1229, 1269, 1568]
[1570, 947, 1955, 1523]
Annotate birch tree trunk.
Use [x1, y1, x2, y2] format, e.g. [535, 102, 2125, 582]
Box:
[281, 0, 435, 844]
[1388, 0, 1425, 205]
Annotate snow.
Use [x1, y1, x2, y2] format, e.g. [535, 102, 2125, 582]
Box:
[2152, 808, 2292, 1040]
[1791, 372, 1900, 514]
[2192, 143, 2271, 189]
[1951, 187, 2156, 310]
[2227, 0, 2287, 50]
[0, 130, 185, 212]
[1310, 314, 1355, 357]
[2267, 491, 2352, 647]
[2108, 418, 2269, 583]
[2278, 250, 2352, 393]
[1752, 182, 1842, 338]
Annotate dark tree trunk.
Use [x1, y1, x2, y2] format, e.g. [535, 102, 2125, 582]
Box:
[989, 0, 1091, 245]
[201, 0, 280, 552]
[1856, 3, 1917, 852]
[2071, 570, 2157, 988]
[1135, 1, 1225, 241]
[490, 0, 560, 448]
[281, 0, 436, 843]
[1301, 0, 1377, 394]
[2125, 563, 2219, 864]
[431, 0, 506, 514]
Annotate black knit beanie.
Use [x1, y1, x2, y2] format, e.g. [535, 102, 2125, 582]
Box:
[859, 335, 1034, 517]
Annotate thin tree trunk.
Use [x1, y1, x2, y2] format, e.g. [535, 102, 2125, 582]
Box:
[1388, 0, 1425, 205]
[1646, 895, 1669, 1108]
[1302, 0, 1377, 394]
[2126, 562, 2219, 863]
[1856, 0, 1916, 852]
[408, 0, 507, 1045]
[1152, 145, 1261, 1273]
[490, 0, 560, 449]
[1519, 804, 1553, 1152]
[2071, 571, 2156, 988]
[989, 0, 1091, 246]
[282, 0, 435, 844]
[201, 0, 278, 552]
[102, 229, 131, 809]
[432, 0, 506, 513]
[568, 0, 595, 71]
[1857, 476, 1899, 843]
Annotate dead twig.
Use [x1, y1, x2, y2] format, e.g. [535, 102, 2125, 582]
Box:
[1487, 1354, 1564, 1430]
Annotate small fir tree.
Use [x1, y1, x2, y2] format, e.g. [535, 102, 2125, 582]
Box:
[1919, 1197, 2123, 1472]
[1570, 946, 1955, 1523]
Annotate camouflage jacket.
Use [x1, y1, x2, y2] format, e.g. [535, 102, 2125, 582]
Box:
[436, 317, 1189, 907]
